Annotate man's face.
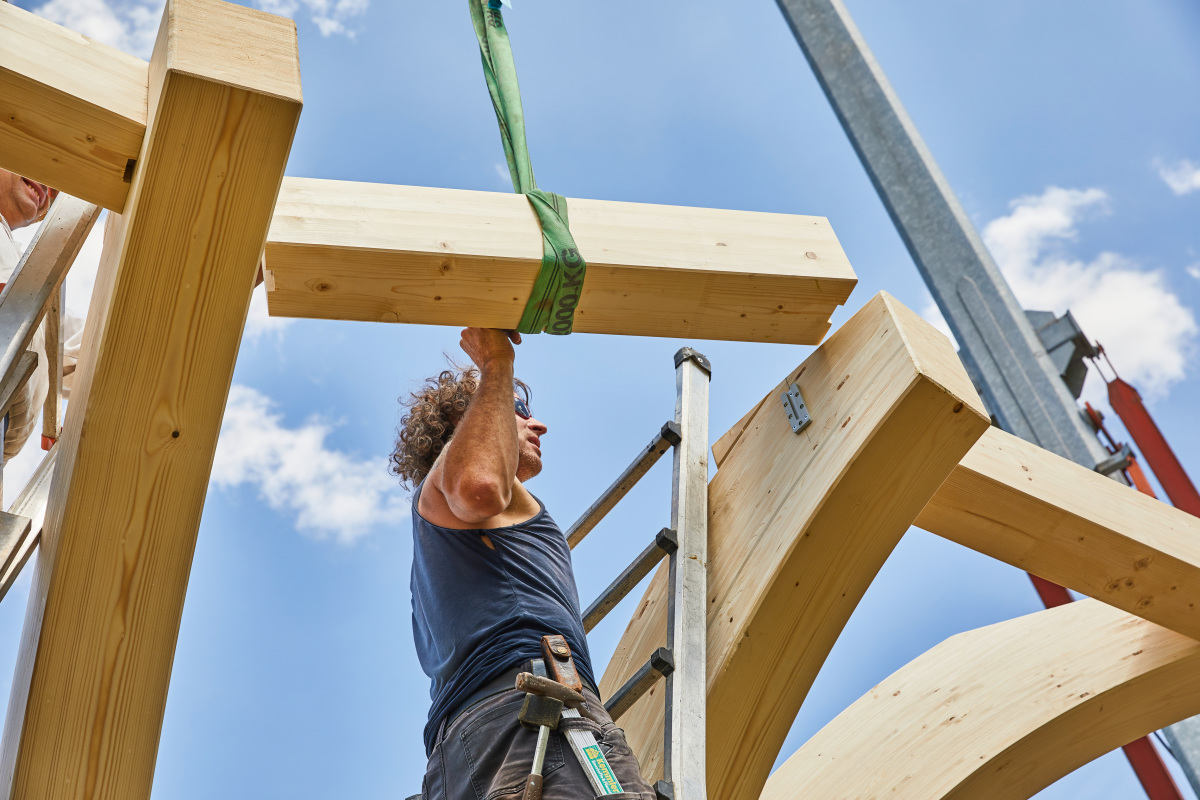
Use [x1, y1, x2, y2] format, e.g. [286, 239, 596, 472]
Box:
[515, 395, 547, 482]
[0, 169, 54, 231]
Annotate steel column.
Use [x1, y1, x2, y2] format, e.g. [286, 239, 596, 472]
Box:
[773, 0, 1197, 794]
[774, 0, 1107, 467]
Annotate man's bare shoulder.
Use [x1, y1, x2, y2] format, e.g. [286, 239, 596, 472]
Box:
[417, 468, 540, 531]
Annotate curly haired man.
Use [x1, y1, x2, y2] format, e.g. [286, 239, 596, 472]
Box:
[394, 327, 655, 800]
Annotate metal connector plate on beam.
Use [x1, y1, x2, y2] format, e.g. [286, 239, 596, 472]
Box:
[780, 383, 811, 433]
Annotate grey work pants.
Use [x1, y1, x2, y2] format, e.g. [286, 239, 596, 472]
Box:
[423, 687, 655, 800]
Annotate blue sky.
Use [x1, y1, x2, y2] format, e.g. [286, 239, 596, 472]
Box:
[4, 0, 1200, 797]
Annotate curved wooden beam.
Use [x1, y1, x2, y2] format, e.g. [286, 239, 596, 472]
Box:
[918, 426, 1200, 641]
[598, 292, 989, 800]
[763, 600, 1200, 800]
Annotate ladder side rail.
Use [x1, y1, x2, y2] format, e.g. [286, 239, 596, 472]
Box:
[566, 420, 680, 549]
[41, 282, 63, 448]
[0, 354, 38, 422]
[0, 196, 98, 395]
[662, 348, 710, 800]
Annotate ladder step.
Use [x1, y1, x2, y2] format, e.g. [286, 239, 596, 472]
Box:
[604, 647, 673, 722]
[583, 528, 676, 633]
[565, 421, 680, 549]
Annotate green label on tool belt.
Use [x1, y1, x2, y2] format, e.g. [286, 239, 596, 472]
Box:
[581, 744, 622, 795]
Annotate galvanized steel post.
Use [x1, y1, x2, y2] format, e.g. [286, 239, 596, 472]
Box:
[773, 0, 1199, 792]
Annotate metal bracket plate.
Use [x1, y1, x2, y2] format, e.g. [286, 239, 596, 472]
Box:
[780, 383, 811, 434]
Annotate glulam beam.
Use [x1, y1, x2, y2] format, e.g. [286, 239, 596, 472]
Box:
[0, 2, 301, 798]
[762, 600, 1200, 800]
[918, 426, 1200, 641]
[0, 2, 147, 211]
[264, 178, 857, 344]
[597, 292, 989, 800]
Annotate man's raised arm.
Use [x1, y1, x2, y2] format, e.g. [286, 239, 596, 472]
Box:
[425, 327, 522, 523]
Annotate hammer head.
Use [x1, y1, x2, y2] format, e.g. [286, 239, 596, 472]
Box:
[518, 693, 563, 730]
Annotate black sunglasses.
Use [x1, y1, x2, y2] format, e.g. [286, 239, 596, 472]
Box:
[515, 397, 532, 420]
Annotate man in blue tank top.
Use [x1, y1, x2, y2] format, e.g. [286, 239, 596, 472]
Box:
[392, 327, 655, 800]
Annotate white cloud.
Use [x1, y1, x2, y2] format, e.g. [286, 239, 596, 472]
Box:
[982, 186, 1197, 400]
[253, 0, 369, 37]
[494, 163, 513, 188]
[244, 284, 294, 344]
[32, 0, 367, 58]
[1188, 264, 1200, 281]
[33, 0, 161, 58]
[1158, 159, 1200, 196]
[211, 385, 405, 543]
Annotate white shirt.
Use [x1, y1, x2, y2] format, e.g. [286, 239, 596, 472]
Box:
[0, 216, 21, 284]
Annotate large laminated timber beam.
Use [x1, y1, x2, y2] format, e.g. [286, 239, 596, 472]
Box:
[597, 292, 990, 800]
[0, 2, 301, 798]
[917, 427, 1200, 642]
[0, 2, 148, 212]
[263, 178, 857, 344]
[762, 600, 1200, 800]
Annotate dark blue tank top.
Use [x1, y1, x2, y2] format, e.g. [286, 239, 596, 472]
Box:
[410, 482, 595, 755]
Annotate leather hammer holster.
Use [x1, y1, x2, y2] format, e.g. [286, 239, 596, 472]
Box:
[540, 634, 583, 694]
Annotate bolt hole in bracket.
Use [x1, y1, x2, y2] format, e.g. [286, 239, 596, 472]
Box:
[781, 383, 811, 433]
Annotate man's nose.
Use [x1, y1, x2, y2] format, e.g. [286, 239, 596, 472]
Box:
[529, 417, 548, 434]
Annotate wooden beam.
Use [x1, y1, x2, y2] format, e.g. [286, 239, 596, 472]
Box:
[264, 178, 857, 344]
[0, 2, 147, 211]
[917, 426, 1200, 642]
[762, 600, 1200, 800]
[597, 292, 990, 800]
[0, 2, 301, 798]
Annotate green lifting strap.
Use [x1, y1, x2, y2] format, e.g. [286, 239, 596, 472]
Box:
[470, 0, 586, 335]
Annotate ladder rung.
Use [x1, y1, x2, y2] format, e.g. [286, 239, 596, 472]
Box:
[0, 446, 56, 606]
[604, 647, 673, 722]
[582, 528, 677, 633]
[565, 421, 680, 549]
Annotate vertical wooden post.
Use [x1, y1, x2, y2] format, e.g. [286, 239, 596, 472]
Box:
[0, 2, 301, 798]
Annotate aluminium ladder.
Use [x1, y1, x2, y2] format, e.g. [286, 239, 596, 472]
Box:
[568, 347, 710, 800]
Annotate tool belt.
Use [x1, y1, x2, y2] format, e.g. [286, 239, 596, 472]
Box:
[517, 635, 622, 798]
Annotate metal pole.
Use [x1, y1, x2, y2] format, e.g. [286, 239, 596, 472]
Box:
[774, 0, 1106, 467]
[662, 347, 710, 800]
[772, 0, 1200, 794]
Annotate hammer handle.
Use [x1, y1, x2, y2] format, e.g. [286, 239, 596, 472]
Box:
[522, 774, 544, 800]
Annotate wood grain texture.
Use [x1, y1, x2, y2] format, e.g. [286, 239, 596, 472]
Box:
[762, 600, 1200, 800]
[598, 292, 990, 800]
[0, 1, 147, 211]
[0, 2, 301, 798]
[264, 179, 857, 344]
[917, 426, 1200, 641]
